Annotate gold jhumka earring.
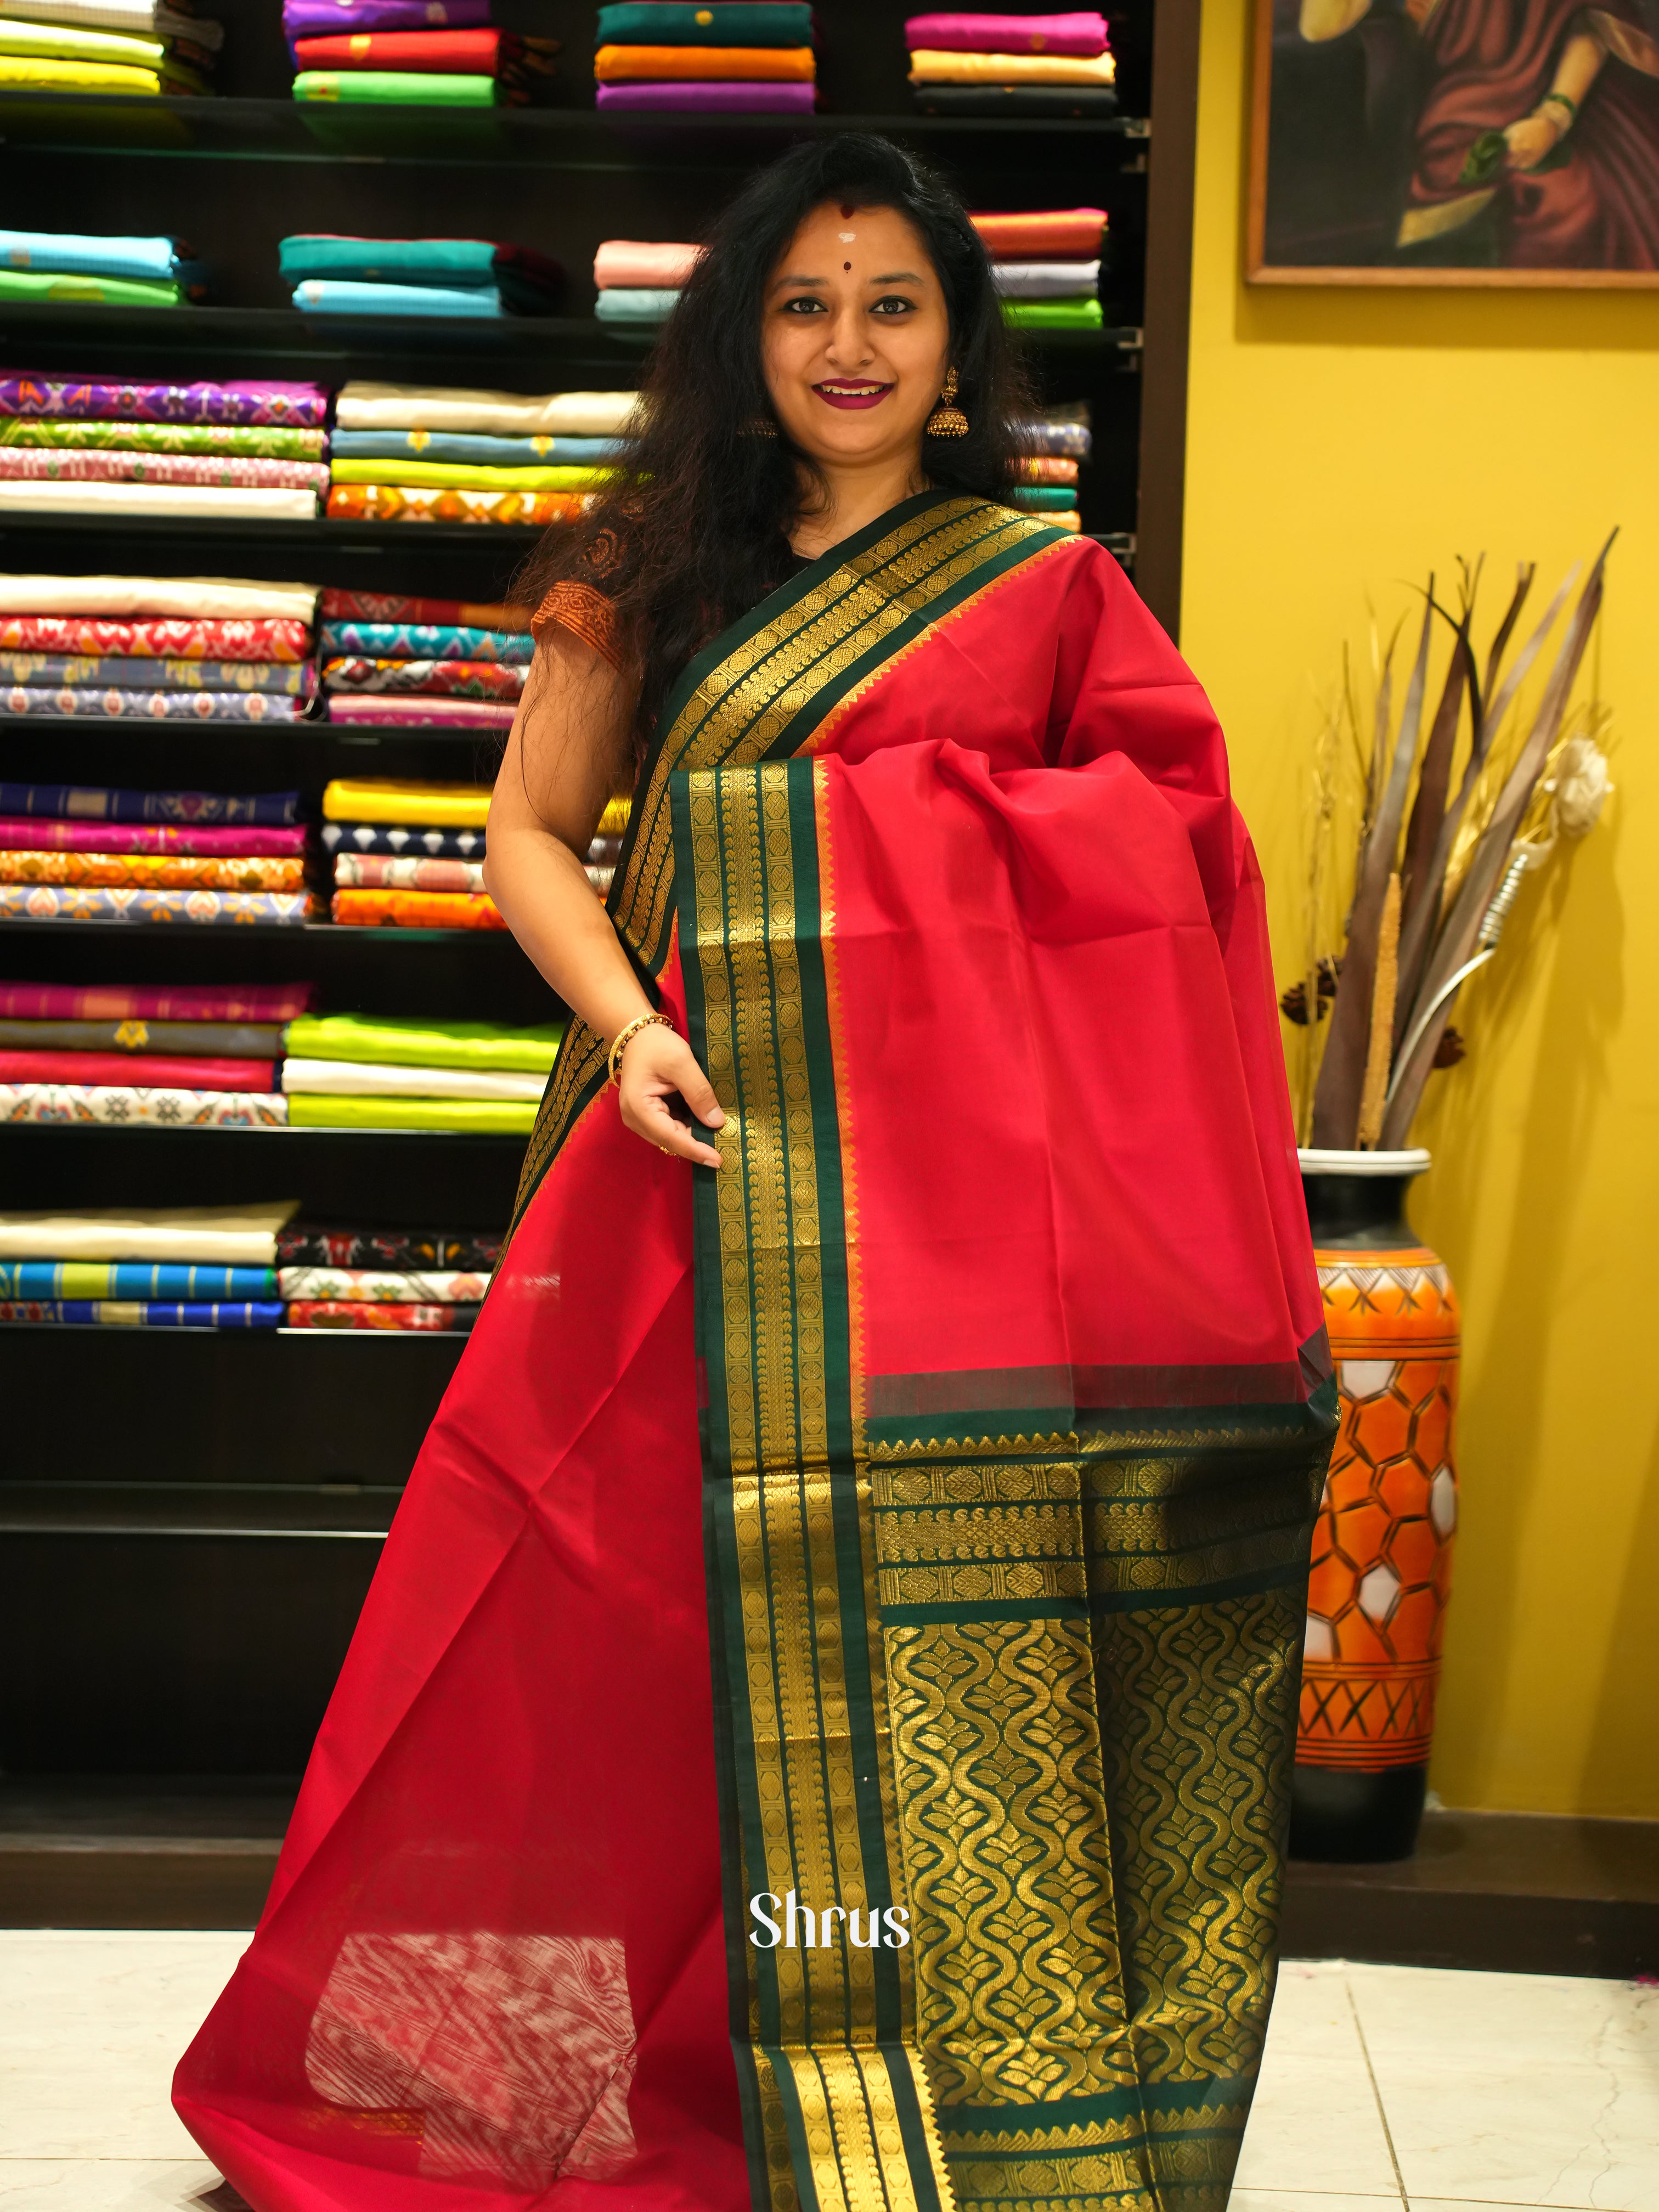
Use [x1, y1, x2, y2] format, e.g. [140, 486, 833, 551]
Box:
[923, 367, 969, 438]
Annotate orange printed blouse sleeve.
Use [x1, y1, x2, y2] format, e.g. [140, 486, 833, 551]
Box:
[531, 582, 624, 673]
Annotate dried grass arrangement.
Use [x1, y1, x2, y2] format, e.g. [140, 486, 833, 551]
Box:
[1285, 541, 1617, 1151]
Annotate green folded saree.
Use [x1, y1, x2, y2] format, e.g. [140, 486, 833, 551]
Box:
[0, 419, 326, 458]
[284, 1011, 565, 1075]
[286, 1094, 537, 1134]
[292, 70, 498, 104]
[1002, 298, 1104, 329]
[0, 270, 183, 306]
[328, 458, 612, 494]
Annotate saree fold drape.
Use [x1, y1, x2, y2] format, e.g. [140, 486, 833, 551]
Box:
[174, 492, 1333, 2212]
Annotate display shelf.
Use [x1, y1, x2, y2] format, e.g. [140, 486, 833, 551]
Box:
[0, 1483, 401, 1537]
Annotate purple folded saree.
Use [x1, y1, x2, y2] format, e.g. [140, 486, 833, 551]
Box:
[283, 0, 489, 31]
[0, 374, 329, 430]
[902, 11, 1109, 54]
[596, 79, 815, 110]
[326, 695, 515, 730]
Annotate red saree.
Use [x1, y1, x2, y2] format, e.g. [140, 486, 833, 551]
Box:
[176, 493, 1335, 2212]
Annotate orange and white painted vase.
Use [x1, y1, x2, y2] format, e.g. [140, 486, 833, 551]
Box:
[1291, 1148, 1459, 1861]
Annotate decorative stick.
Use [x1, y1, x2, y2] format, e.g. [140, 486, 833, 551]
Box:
[1357, 872, 1400, 1149]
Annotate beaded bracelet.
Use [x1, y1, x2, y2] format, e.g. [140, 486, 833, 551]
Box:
[608, 1011, 675, 1087]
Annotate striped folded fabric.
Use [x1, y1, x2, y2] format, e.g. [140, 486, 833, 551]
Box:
[0, 1300, 283, 1327]
[0, 1083, 290, 1125]
[330, 886, 505, 929]
[0, 1260, 276, 1296]
[325, 483, 590, 526]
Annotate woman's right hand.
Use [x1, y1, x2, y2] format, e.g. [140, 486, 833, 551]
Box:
[617, 1024, 726, 1167]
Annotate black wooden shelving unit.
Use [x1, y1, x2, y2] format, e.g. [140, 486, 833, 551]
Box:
[0, 0, 1203, 1894]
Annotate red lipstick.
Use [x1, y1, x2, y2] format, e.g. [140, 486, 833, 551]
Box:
[812, 381, 893, 410]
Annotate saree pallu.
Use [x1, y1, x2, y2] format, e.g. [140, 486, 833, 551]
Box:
[0, 419, 326, 459]
[330, 885, 505, 928]
[0, 617, 313, 661]
[319, 620, 533, 663]
[0, 684, 306, 721]
[0, 885, 314, 923]
[0, 374, 326, 427]
[276, 1225, 503, 1270]
[0, 1082, 289, 1125]
[0, 1299, 283, 1326]
[0, 1260, 276, 1297]
[322, 655, 524, 700]
[285, 1297, 480, 1330]
[326, 482, 590, 526]
[176, 491, 1334, 2212]
[0, 653, 315, 694]
[0, 448, 330, 493]
[0, 850, 306, 891]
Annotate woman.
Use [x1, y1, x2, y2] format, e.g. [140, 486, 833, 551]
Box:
[176, 134, 1334, 2212]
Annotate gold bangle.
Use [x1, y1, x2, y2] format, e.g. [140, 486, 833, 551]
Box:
[608, 1011, 674, 1087]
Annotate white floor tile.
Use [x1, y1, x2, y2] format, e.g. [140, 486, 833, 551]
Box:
[1233, 2197, 1403, 2212]
[0, 2165, 224, 2212]
[1237, 1970, 1403, 2200]
[1350, 1963, 1658, 2069]
[0, 1932, 246, 2159]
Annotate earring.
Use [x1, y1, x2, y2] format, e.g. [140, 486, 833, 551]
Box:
[743, 414, 778, 438]
[924, 367, 969, 438]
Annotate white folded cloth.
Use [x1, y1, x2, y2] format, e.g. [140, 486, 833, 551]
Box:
[991, 259, 1101, 298]
[2, 0, 223, 46]
[0, 572, 318, 619]
[0, 1201, 297, 1263]
[0, 482, 317, 520]
[333, 382, 639, 438]
[281, 1057, 546, 1103]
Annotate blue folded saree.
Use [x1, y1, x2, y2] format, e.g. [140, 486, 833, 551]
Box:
[0, 1299, 284, 1327]
[0, 229, 189, 281]
[328, 428, 623, 466]
[594, 287, 679, 324]
[0, 1262, 277, 1299]
[278, 235, 562, 312]
[294, 280, 506, 319]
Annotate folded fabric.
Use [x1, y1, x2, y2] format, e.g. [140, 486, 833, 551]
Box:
[1002, 298, 1103, 329]
[334, 382, 637, 437]
[323, 656, 523, 700]
[0, 26, 196, 74]
[594, 41, 813, 78]
[0, 375, 325, 427]
[0, 53, 178, 88]
[0, 1017, 283, 1054]
[0, 575, 317, 622]
[903, 11, 1109, 54]
[907, 47, 1113, 81]
[331, 887, 504, 929]
[296, 278, 508, 315]
[0, 981, 312, 1020]
[1018, 455, 1080, 484]
[330, 459, 605, 493]
[294, 67, 498, 99]
[0, 851, 306, 892]
[0, 1299, 283, 1327]
[991, 259, 1101, 298]
[0, 782, 300, 825]
[291, 30, 556, 86]
[282, 1057, 543, 1102]
[0, 1260, 276, 1296]
[3, 0, 224, 48]
[594, 289, 679, 325]
[319, 588, 521, 628]
[286, 1093, 532, 1133]
[0, 1199, 296, 1261]
[1011, 487, 1082, 512]
[0, 448, 328, 492]
[0, 685, 306, 722]
[0, 652, 313, 695]
[595, 2, 811, 41]
[325, 695, 515, 730]
[595, 80, 814, 109]
[287, 1017, 562, 1081]
[970, 208, 1109, 258]
[281, 0, 489, 36]
[0, 482, 319, 521]
[280, 234, 562, 307]
[0, 269, 188, 304]
[592, 239, 699, 290]
[0, 885, 314, 923]
[911, 83, 1118, 113]
[318, 619, 533, 663]
[326, 484, 589, 526]
[285, 1297, 478, 1329]
[320, 820, 484, 859]
[0, 1047, 275, 1090]
[334, 853, 483, 891]
[329, 430, 623, 469]
[277, 1223, 502, 1269]
[0, 818, 306, 856]
[321, 778, 489, 827]
[279, 1264, 488, 1301]
[0, 1081, 289, 1124]
[0, 421, 325, 461]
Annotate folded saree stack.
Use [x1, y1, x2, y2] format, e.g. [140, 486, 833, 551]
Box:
[322, 776, 500, 925]
[592, 238, 697, 329]
[0, 1198, 297, 1325]
[278, 1218, 502, 1328]
[327, 380, 632, 525]
[281, 235, 563, 319]
[319, 587, 528, 733]
[0, 0, 222, 95]
[906, 10, 1115, 114]
[593, 1, 816, 114]
[0, 571, 320, 720]
[1011, 397, 1089, 531]
[973, 205, 1107, 335]
[0, 377, 330, 518]
[287, 0, 556, 106]
[0, 980, 309, 1125]
[0, 231, 207, 307]
[281, 1009, 563, 1135]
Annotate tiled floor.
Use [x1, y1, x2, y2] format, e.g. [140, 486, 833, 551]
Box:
[0, 1935, 1654, 2210]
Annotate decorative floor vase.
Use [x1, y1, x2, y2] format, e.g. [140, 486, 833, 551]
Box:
[1292, 1148, 1460, 1861]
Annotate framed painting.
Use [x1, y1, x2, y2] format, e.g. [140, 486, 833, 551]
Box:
[1246, 0, 1659, 283]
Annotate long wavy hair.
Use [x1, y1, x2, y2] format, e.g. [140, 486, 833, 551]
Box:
[512, 131, 1031, 782]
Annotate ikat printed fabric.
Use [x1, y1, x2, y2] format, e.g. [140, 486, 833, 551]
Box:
[0, 1082, 290, 1124]
[0, 885, 315, 923]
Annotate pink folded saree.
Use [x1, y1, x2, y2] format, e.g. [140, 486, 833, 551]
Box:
[905, 10, 1108, 53]
[592, 240, 701, 290]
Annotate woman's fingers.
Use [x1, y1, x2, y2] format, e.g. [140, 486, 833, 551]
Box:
[617, 1026, 726, 1167]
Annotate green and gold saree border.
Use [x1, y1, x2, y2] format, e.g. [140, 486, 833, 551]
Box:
[504, 493, 1068, 1246]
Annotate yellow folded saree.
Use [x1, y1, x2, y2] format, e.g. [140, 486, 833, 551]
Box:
[593, 42, 814, 80]
[907, 47, 1116, 82]
[328, 459, 613, 494]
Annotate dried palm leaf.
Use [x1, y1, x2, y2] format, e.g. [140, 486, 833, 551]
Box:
[1357, 873, 1400, 1147]
[1393, 608, 1476, 1038]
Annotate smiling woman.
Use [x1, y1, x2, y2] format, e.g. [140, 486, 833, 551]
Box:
[175, 132, 1336, 2212]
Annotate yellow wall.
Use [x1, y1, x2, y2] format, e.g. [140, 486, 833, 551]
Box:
[1179, 0, 1659, 1817]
